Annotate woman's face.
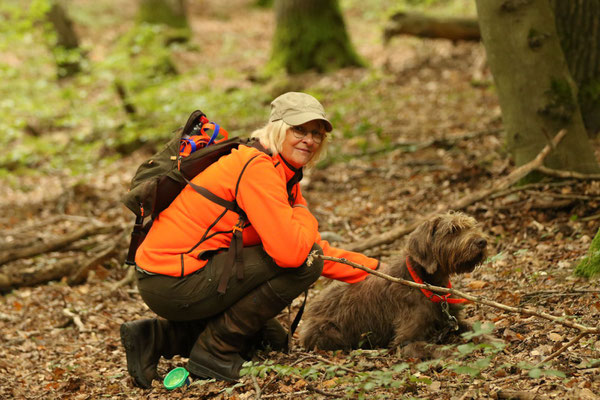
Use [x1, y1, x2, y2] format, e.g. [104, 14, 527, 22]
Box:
[280, 120, 326, 168]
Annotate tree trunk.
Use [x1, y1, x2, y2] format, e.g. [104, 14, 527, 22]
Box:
[137, 0, 188, 28]
[137, 0, 190, 43]
[270, 0, 363, 74]
[46, 2, 82, 78]
[475, 0, 600, 175]
[575, 227, 600, 278]
[552, 0, 600, 136]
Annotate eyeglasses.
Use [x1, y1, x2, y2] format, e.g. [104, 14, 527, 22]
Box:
[290, 126, 326, 144]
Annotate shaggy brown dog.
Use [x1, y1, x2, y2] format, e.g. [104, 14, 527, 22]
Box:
[300, 212, 487, 355]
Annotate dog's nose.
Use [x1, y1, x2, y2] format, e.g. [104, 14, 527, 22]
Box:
[475, 238, 487, 249]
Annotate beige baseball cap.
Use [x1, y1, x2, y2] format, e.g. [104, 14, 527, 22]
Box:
[269, 92, 333, 132]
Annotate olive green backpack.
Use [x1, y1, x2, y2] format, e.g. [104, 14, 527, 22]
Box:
[122, 110, 261, 268]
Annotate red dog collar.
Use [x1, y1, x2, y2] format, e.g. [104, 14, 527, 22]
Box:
[406, 257, 469, 304]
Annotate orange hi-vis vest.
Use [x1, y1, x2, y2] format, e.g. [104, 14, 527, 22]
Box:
[136, 145, 379, 283]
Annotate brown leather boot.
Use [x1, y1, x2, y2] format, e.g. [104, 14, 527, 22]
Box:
[120, 318, 205, 388]
[187, 283, 289, 382]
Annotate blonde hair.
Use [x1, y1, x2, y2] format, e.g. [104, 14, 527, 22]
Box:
[250, 120, 328, 169]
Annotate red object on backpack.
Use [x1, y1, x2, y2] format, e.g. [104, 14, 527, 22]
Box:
[179, 117, 229, 158]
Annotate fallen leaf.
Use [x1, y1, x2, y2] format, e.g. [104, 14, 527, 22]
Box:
[467, 280, 487, 290]
[548, 332, 563, 342]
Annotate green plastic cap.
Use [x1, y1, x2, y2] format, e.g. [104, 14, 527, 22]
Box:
[163, 367, 190, 390]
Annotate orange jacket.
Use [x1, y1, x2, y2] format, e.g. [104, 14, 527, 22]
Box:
[136, 145, 378, 283]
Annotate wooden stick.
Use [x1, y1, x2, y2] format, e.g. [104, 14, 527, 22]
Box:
[62, 308, 85, 332]
[537, 331, 589, 366]
[315, 253, 600, 335]
[298, 352, 361, 374]
[536, 165, 600, 180]
[0, 223, 122, 266]
[346, 129, 567, 252]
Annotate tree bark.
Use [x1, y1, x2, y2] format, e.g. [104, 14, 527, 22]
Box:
[475, 0, 600, 175]
[46, 2, 82, 78]
[575, 227, 600, 278]
[137, 0, 188, 28]
[137, 0, 190, 43]
[552, 0, 600, 136]
[270, 0, 363, 74]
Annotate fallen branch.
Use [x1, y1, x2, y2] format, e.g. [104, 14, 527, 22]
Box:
[0, 256, 80, 291]
[347, 129, 567, 252]
[536, 165, 600, 180]
[384, 12, 481, 43]
[0, 222, 122, 266]
[316, 254, 600, 337]
[68, 230, 126, 285]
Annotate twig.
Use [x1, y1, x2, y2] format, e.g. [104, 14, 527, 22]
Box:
[298, 352, 361, 374]
[521, 289, 600, 300]
[109, 266, 136, 292]
[315, 253, 600, 336]
[306, 384, 341, 397]
[261, 390, 310, 399]
[580, 213, 600, 222]
[62, 308, 85, 332]
[536, 166, 600, 180]
[344, 220, 363, 242]
[346, 129, 567, 252]
[537, 331, 589, 366]
[490, 181, 574, 199]
[251, 375, 262, 400]
[524, 190, 598, 201]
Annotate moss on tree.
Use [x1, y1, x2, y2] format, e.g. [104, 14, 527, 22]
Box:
[575, 228, 600, 278]
[538, 77, 577, 122]
[268, 0, 364, 74]
[137, 0, 191, 43]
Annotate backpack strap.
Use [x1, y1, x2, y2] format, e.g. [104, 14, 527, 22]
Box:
[125, 215, 145, 266]
[184, 149, 265, 294]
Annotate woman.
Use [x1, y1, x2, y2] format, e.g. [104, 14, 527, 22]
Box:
[120, 92, 380, 387]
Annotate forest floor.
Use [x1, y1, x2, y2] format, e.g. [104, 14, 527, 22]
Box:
[1, 1, 600, 399]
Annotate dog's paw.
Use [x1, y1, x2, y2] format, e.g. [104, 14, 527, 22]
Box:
[397, 341, 451, 360]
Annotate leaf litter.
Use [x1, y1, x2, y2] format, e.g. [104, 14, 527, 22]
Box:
[1, 1, 600, 399]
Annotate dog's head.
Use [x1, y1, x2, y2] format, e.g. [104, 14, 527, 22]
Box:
[407, 212, 487, 275]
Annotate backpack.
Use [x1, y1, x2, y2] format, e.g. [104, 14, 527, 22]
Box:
[122, 110, 266, 293]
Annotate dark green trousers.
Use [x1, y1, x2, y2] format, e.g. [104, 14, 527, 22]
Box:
[136, 245, 324, 322]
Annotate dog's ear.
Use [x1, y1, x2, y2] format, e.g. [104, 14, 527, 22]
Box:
[407, 216, 441, 274]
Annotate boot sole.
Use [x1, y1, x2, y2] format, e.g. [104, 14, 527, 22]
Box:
[120, 324, 153, 389]
[187, 358, 239, 383]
